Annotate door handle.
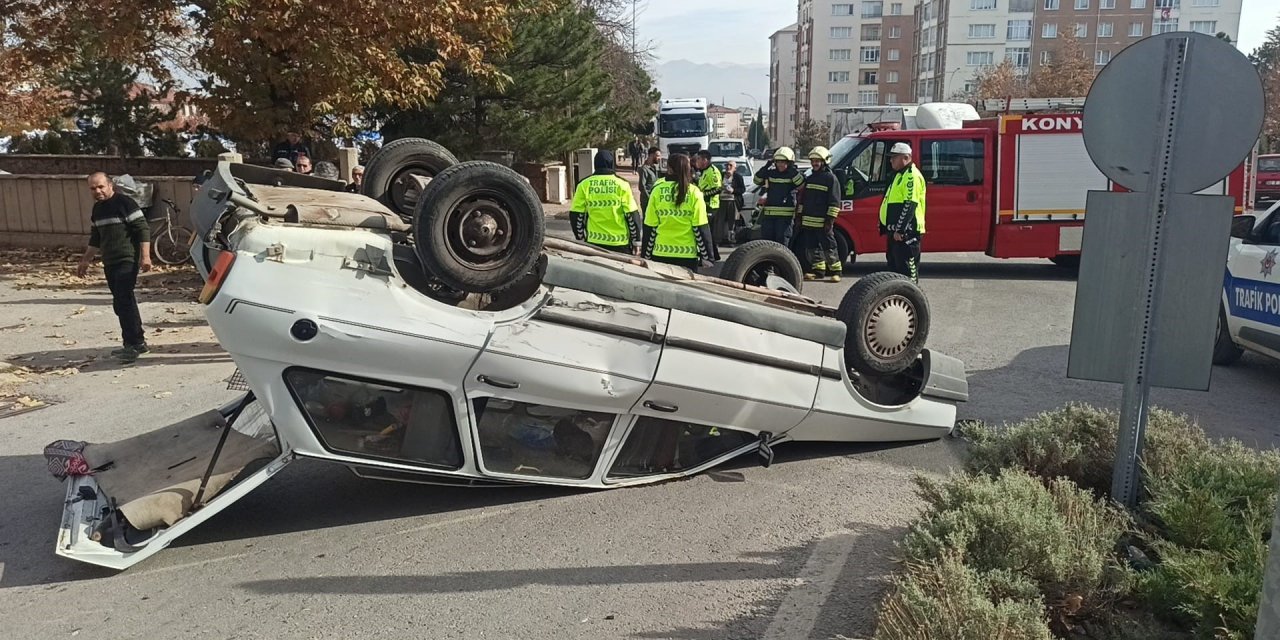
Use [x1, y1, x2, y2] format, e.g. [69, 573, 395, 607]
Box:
[966, 191, 977, 203]
[643, 400, 679, 413]
[477, 375, 519, 390]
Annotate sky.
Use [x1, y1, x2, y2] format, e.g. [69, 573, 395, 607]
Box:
[635, 0, 1277, 67]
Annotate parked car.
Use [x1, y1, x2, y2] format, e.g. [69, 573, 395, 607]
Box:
[1215, 200, 1280, 365]
[47, 140, 967, 570]
[1256, 154, 1280, 208]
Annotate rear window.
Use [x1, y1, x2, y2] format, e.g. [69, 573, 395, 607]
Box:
[1259, 157, 1280, 173]
[709, 142, 744, 157]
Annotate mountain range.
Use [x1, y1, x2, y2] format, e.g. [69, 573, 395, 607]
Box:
[652, 60, 771, 111]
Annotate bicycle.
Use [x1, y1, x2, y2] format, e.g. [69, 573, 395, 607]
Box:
[148, 198, 197, 266]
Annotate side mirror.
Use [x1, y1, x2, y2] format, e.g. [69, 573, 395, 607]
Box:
[1230, 215, 1257, 241]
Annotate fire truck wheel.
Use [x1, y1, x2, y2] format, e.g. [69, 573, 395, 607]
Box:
[363, 138, 459, 222]
[413, 162, 545, 293]
[838, 272, 931, 376]
[1212, 306, 1243, 366]
[1050, 255, 1081, 269]
[834, 230, 855, 266]
[719, 240, 804, 292]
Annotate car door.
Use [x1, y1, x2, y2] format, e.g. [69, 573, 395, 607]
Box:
[463, 289, 670, 485]
[838, 138, 895, 251]
[916, 135, 988, 251]
[1224, 208, 1280, 359]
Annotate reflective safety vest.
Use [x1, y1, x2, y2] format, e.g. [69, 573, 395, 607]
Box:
[696, 164, 722, 210]
[754, 165, 804, 216]
[644, 180, 708, 258]
[570, 174, 637, 246]
[798, 168, 842, 229]
[879, 164, 927, 235]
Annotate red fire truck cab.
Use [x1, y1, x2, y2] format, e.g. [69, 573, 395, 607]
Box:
[824, 113, 1250, 267]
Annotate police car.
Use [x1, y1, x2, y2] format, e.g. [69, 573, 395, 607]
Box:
[1216, 202, 1280, 365]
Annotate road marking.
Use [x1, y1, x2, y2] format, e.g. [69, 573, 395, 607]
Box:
[761, 532, 858, 640]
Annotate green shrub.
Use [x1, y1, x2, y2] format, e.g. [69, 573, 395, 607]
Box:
[874, 553, 1054, 640]
[963, 404, 1207, 497]
[900, 470, 1132, 618]
[1137, 441, 1280, 639]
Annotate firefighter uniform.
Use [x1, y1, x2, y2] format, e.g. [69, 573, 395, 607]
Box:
[880, 147, 927, 283]
[753, 147, 804, 245]
[642, 180, 715, 269]
[570, 151, 641, 253]
[795, 147, 843, 281]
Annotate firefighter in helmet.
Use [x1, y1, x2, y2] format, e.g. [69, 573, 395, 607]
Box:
[794, 146, 843, 282]
[753, 146, 804, 245]
[880, 142, 926, 283]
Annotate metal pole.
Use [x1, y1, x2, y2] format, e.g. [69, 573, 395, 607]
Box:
[1110, 36, 1189, 508]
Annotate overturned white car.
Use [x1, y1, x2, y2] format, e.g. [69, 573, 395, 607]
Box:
[48, 140, 968, 570]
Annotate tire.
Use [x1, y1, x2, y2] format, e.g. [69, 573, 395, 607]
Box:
[718, 240, 805, 292]
[413, 161, 545, 293]
[1050, 255, 1081, 269]
[833, 229, 855, 267]
[362, 138, 459, 221]
[153, 226, 195, 265]
[1212, 306, 1244, 366]
[837, 272, 931, 376]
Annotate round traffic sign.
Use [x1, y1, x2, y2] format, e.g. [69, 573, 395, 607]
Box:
[1083, 31, 1264, 194]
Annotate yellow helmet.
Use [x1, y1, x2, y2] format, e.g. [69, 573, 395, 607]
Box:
[808, 146, 832, 163]
[773, 147, 796, 162]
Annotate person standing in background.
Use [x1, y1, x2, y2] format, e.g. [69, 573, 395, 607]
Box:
[569, 150, 642, 254]
[880, 142, 927, 283]
[692, 150, 722, 261]
[76, 173, 153, 362]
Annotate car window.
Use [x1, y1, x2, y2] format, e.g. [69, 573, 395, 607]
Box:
[285, 369, 463, 470]
[1259, 158, 1280, 172]
[851, 140, 891, 186]
[714, 162, 752, 178]
[473, 398, 615, 480]
[608, 417, 756, 478]
[709, 142, 745, 157]
[920, 138, 985, 186]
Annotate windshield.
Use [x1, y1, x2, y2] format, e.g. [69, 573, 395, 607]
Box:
[714, 161, 751, 178]
[660, 114, 709, 138]
[1260, 157, 1280, 173]
[829, 136, 865, 169]
[709, 141, 744, 157]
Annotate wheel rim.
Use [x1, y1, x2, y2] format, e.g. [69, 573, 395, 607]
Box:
[444, 194, 516, 271]
[390, 165, 437, 213]
[864, 295, 917, 360]
[744, 262, 781, 287]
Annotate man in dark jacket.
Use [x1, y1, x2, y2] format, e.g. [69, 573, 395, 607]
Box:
[794, 147, 843, 282]
[272, 131, 311, 165]
[752, 147, 803, 245]
[639, 147, 662, 213]
[77, 172, 153, 362]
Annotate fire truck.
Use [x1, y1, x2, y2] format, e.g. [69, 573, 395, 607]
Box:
[818, 98, 1252, 267]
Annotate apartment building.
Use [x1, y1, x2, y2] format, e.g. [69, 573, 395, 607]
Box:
[769, 23, 799, 146]
[796, 0, 907, 129]
[912, 0, 1243, 101]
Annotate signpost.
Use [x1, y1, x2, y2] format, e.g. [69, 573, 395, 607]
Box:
[1067, 32, 1264, 508]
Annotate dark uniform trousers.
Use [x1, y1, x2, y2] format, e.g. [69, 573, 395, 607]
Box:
[886, 238, 921, 283]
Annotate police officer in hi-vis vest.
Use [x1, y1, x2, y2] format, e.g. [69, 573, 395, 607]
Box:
[643, 153, 716, 269]
[879, 142, 927, 283]
[570, 150, 642, 255]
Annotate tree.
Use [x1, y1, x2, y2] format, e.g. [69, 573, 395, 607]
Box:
[964, 59, 1031, 102]
[1, 0, 548, 144]
[146, 131, 187, 157]
[1030, 30, 1097, 98]
[794, 118, 831, 153]
[748, 116, 771, 152]
[57, 54, 173, 156]
[5, 123, 83, 154]
[192, 136, 229, 158]
[1253, 17, 1280, 152]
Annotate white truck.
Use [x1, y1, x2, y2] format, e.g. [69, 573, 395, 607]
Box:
[657, 98, 712, 157]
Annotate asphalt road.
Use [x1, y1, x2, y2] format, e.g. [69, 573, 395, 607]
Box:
[1, 221, 1277, 640]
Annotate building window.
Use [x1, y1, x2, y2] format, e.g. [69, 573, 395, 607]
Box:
[1096, 49, 1112, 65]
[861, 24, 882, 41]
[1098, 22, 1114, 37]
[858, 90, 880, 105]
[969, 24, 997, 38]
[966, 51, 995, 66]
[971, 0, 997, 9]
[1190, 21, 1218, 34]
[1006, 46, 1031, 67]
[1191, 0, 1219, 5]
[830, 49, 852, 60]
[1154, 0, 1177, 8]
[832, 3, 856, 15]
[1010, 0, 1035, 10]
[863, 70, 879, 85]
[886, 70, 900, 83]
[889, 25, 902, 38]
[1008, 20, 1033, 40]
[1044, 0, 1059, 8]
[888, 48, 901, 61]
[1101, 0, 1115, 7]
[891, 2, 904, 15]
[963, 81, 978, 94]
[1041, 50, 1053, 65]
[861, 46, 882, 63]
[1130, 0, 1146, 7]
[1042, 22, 1058, 38]
[862, 1, 884, 18]
[1074, 0, 1088, 8]
[1129, 22, 1144, 36]
[828, 93, 851, 105]
[885, 92, 899, 104]
[831, 26, 853, 39]
[829, 71, 851, 83]
[922, 27, 933, 46]
[1153, 19, 1179, 34]
[1075, 23, 1088, 37]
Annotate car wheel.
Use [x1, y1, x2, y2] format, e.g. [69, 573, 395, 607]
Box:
[1050, 255, 1081, 269]
[833, 229, 855, 267]
[413, 161, 545, 293]
[838, 272, 931, 376]
[718, 240, 805, 292]
[1212, 306, 1244, 366]
[362, 138, 459, 221]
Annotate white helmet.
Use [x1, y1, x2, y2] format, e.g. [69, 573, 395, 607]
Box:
[890, 142, 913, 156]
[773, 147, 796, 162]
